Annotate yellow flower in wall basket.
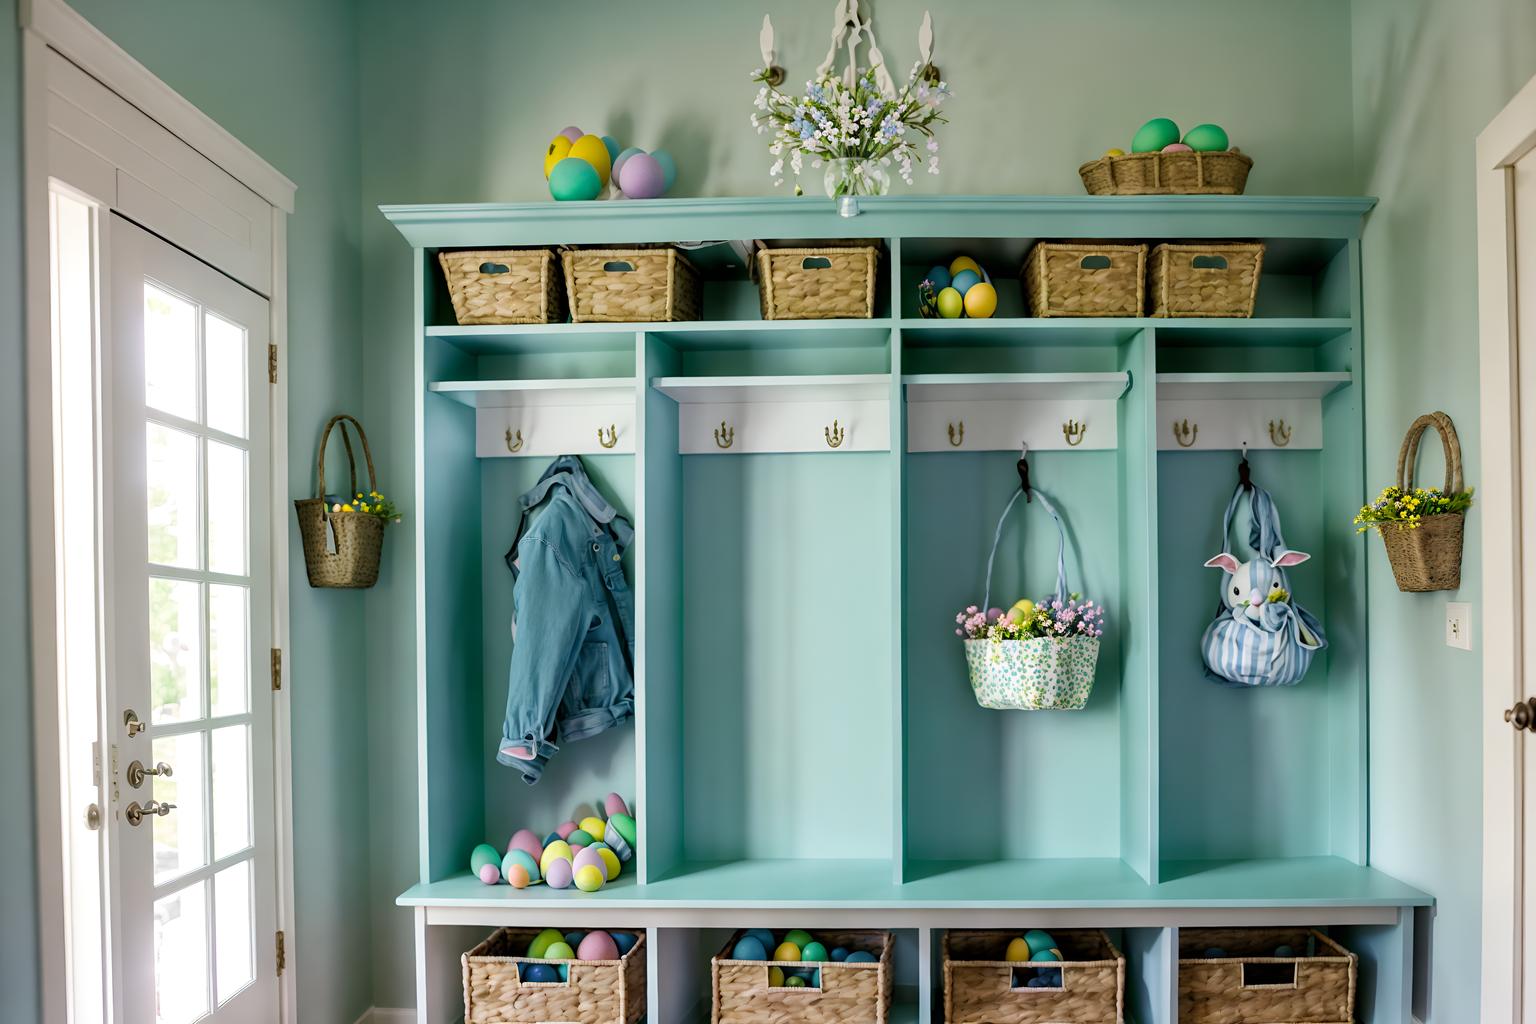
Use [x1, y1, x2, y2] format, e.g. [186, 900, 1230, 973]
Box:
[294, 414, 403, 589]
[1353, 412, 1472, 592]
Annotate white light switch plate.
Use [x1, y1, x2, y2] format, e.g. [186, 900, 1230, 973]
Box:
[1446, 602, 1473, 650]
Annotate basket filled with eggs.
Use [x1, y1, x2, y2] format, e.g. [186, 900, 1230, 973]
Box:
[712, 928, 893, 1024]
[461, 926, 645, 1024]
[918, 255, 1000, 320]
[754, 242, 882, 320]
[943, 929, 1125, 1024]
[1079, 118, 1252, 196]
[1179, 928, 1357, 1024]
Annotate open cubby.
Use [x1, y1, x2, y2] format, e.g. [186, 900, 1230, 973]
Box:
[392, 197, 1423, 1024]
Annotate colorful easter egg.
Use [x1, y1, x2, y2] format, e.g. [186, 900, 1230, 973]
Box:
[579, 816, 607, 841]
[540, 840, 574, 875]
[1024, 930, 1057, 956]
[1031, 949, 1063, 963]
[567, 829, 595, 848]
[558, 125, 584, 144]
[504, 863, 530, 888]
[528, 928, 565, 958]
[1274, 945, 1296, 958]
[604, 792, 631, 817]
[545, 858, 574, 889]
[949, 256, 982, 278]
[830, 947, 849, 962]
[548, 157, 602, 201]
[568, 135, 612, 186]
[925, 265, 952, 291]
[651, 149, 678, 191]
[784, 930, 814, 948]
[745, 928, 776, 949]
[470, 843, 501, 874]
[773, 942, 802, 962]
[579, 930, 620, 960]
[612, 931, 638, 955]
[603, 821, 633, 862]
[846, 951, 877, 964]
[477, 863, 500, 884]
[575, 864, 606, 892]
[769, 966, 785, 987]
[1104, 147, 1126, 157]
[609, 813, 637, 848]
[522, 962, 560, 983]
[545, 941, 576, 960]
[544, 136, 573, 179]
[508, 829, 543, 862]
[503, 849, 540, 884]
[592, 845, 621, 879]
[1182, 123, 1229, 152]
[1161, 142, 1193, 153]
[1132, 117, 1181, 153]
[1005, 937, 1031, 962]
[784, 976, 806, 987]
[601, 135, 621, 163]
[963, 281, 998, 318]
[573, 846, 605, 876]
[732, 935, 768, 961]
[618, 153, 666, 199]
[801, 942, 828, 962]
[556, 821, 579, 840]
[951, 268, 981, 296]
[611, 148, 644, 184]
[936, 287, 964, 319]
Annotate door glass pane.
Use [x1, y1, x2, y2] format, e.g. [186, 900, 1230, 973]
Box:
[214, 860, 255, 1004]
[206, 439, 248, 576]
[146, 423, 200, 569]
[204, 312, 247, 439]
[149, 578, 203, 722]
[154, 881, 209, 1024]
[211, 724, 250, 860]
[144, 283, 198, 422]
[152, 732, 206, 885]
[208, 584, 249, 717]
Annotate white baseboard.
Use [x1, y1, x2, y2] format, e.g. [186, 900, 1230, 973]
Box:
[351, 1009, 415, 1024]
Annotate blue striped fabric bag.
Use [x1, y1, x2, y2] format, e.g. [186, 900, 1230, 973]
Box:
[1200, 483, 1327, 687]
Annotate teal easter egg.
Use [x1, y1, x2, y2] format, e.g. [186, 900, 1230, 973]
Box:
[567, 829, 596, 847]
[469, 843, 500, 874]
[502, 848, 541, 883]
[564, 931, 587, 949]
[601, 135, 621, 162]
[651, 149, 678, 191]
[745, 928, 776, 950]
[925, 265, 952, 291]
[783, 929, 814, 949]
[548, 157, 602, 201]
[1024, 930, 1057, 956]
[846, 950, 877, 964]
[951, 269, 981, 296]
[612, 931, 639, 955]
[732, 936, 768, 961]
[1031, 949, 1063, 963]
[1182, 123, 1229, 152]
[1274, 945, 1296, 958]
[830, 947, 849, 962]
[1131, 117, 1181, 153]
[801, 941, 828, 962]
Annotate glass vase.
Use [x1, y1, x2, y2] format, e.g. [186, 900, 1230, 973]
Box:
[823, 158, 890, 199]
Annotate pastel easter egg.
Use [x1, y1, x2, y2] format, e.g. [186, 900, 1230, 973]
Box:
[617, 153, 666, 199]
[846, 951, 877, 964]
[600, 135, 621, 163]
[949, 256, 982, 278]
[575, 864, 606, 892]
[745, 928, 776, 949]
[612, 931, 638, 955]
[1132, 117, 1181, 153]
[1182, 123, 1229, 152]
[1104, 147, 1126, 157]
[593, 845, 621, 879]
[603, 821, 633, 862]
[801, 941, 828, 962]
[556, 821, 579, 840]
[558, 125, 584, 144]
[545, 858, 574, 889]
[925, 265, 952, 291]
[1005, 937, 1031, 962]
[540, 840, 573, 874]
[951, 269, 981, 296]
[507, 829, 543, 862]
[963, 281, 998, 319]
[543, 832, 563, 848]
[548, 157, 602, 201]
[504, 863, 530, 888]
[1031, 949, 1063, 963]
[609, 813, 637, 848]
[1161, 142, 1193, 153]
[572, 846, 605, 876]
[579, 930, 620, 961]
[784, 930, 814, 948]
[470, 843, 501, 874]
[503, 849, 540, 884]
[936, 287, 964, 319]
[528, 928, 565, 958]
[522, 962, 560, 983]
[579, 816, 608, 841]
[651, 149, 678, 191]
[1024, 930, 1057, 956]
[830, 947, 849, 962]
[611, 148, 644, 184]
[773, 942, 802, 962]
[567, 829, 596, 848]
[768, 966, 785, 987]
[544, 136, 573, 179]
[544, 941, 576, 961]
[568, 135, 612, 187]
[604, 792, 631, 817]
[732, 935, 768, 961]
[477, 863, 500, 885]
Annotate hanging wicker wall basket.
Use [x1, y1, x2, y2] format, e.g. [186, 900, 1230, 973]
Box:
[294, 414, 388, 589]
[1377, 411, 1467, 593]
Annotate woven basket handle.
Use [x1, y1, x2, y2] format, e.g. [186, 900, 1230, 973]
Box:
[1396, 411, 1463, 494]
[315, 414, 379, 504]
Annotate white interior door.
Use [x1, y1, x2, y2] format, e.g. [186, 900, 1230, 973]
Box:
[107, 215, 277, 1024]
[1517, 142, 1536, 1024]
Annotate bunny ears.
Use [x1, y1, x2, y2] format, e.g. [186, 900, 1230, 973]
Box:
[1204, 550, 1311, 573]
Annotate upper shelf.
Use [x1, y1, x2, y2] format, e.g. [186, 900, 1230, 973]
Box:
[652, 374, 890, 404]
[1156, 371, 1352, 400]
[428, 377, 634, 408]
[382, 195, 1378, 249]
[905, 372, 1130, 402]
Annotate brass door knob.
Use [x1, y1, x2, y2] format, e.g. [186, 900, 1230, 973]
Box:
[1505, 699, 1536, 731]
[125, 800, 176, 827]
[126, 760, 173, 789]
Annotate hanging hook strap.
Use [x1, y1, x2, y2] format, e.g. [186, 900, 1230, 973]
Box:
[1017, 441, 1032, 503]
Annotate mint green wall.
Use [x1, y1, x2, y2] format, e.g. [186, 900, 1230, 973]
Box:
[1352, 1, 1536, 1019]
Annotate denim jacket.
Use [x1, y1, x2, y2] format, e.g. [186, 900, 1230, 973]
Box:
[498, 456, 635, 783]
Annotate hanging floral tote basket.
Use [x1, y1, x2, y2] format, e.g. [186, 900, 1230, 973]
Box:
[294, 414, 388, 589]
[962, 487, 1102, 711]
[1377, 412, 1468, 592]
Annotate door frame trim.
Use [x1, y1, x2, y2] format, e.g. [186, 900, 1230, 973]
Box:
[1478, 69, 1536, 1024]
[20, 3, 297, 1021]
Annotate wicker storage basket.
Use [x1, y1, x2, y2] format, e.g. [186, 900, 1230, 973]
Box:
[438, 249, 566, 325]
[1378, 411, 1467, 592]
[1022, 242, 1147, 318]
[1179, 928, 1356, 1024]
[1078, 150, 1254, 195]
[943, 929, 1124, 1024]
[1148, 242, 1266, 318]
[562, 247, 701, 322]
[462, 927, 646, 1024]
[754, 245, 880, 319]
[294, 414, 387, 589]
[712, 930, 892, 1024]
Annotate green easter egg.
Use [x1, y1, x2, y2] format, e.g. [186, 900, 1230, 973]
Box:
[548, 157, 602, 201]
[469, 843, 500, 874]
[1182, 123, 1229, 152]
[528, 928, 565, 959]
[801, 941, 828, 962]
[544, 941, 576, 960]
[567, 829, 595, 847]
[609, 813, 637, 847]
[1131, 117, 1181, 153]
[783, 929, 814, 949]
[784, 976, 807, 988]
[936, 287, 964, 319]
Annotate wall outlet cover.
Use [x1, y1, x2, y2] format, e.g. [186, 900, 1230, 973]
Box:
[1446, 602, 1473, 650]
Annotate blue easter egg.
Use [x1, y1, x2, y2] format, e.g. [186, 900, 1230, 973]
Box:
[543, 831, 564, 848]
[732, 936, 768, 961]
[521, 963, 560, 983]
[951, 269, 981, 296]
[744, 928, 776, 950]
[1023, 930, 1057, 956]
[925, 265, 952, 291]
[1274, 945, 1296, 958]
[650, 149, 678, 191]
[548, 157, 602, 201]
[601, 135, 621, 162]
[612, 931, 638, 955]
[564, 931, 586, 949]
[830, 947, 849, 962]
[845, 950, 877, 964]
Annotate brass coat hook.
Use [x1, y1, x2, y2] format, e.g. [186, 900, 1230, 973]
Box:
[1173, 419, 1198, 448]
[597, 424, 618, 449]
[1063, 419, 1087, 447]
[1268, 419, 1293, 447]
[505, 428, 524, 453]
[948, 421, 964, 447]
[825, 419, 845, 449]
[714, 421, 735, 449]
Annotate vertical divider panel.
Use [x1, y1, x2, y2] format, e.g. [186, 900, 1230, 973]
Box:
[1335, 912, 1415, 1024]
[418, 248, 486, 883]
[637, 332, 684, 883]
[1119, 327, 1160, 883]
[649, 927, 711, 1024]
[888, 237, 908, 885]
[1123, 925, 1179, 1024]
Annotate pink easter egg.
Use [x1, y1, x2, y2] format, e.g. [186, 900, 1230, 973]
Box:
[617, 153, 666, 200]
[545, 857, 574, 890]
[1161, 142, 1193, 153]
[577, 930, 620, 961]
[570, 842, 587, 854]
[558, 125, 583, 143]
[477, 863, 500, 885]
[604, 792, 631, 818]
[556, 821, 579, 840]
[507, 828, 543, 862]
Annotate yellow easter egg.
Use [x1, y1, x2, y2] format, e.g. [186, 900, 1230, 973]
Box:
[963, 281, 998, 319]
[569, 135, 612, 187]
[936, 287, 964, 319]
[574, 864, 606, 892]
[595, 847, 621, 879]
[580, 816, 607, 841]
[1005, 937, 1030, 962]
[539, 839, 573, 875]
[773, 942, 802, 962]
[544, 135, 574, 179]
[769, 966, 785, 987]
[1104, 147, 1126, 157]
[948, 256, 982, 278]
